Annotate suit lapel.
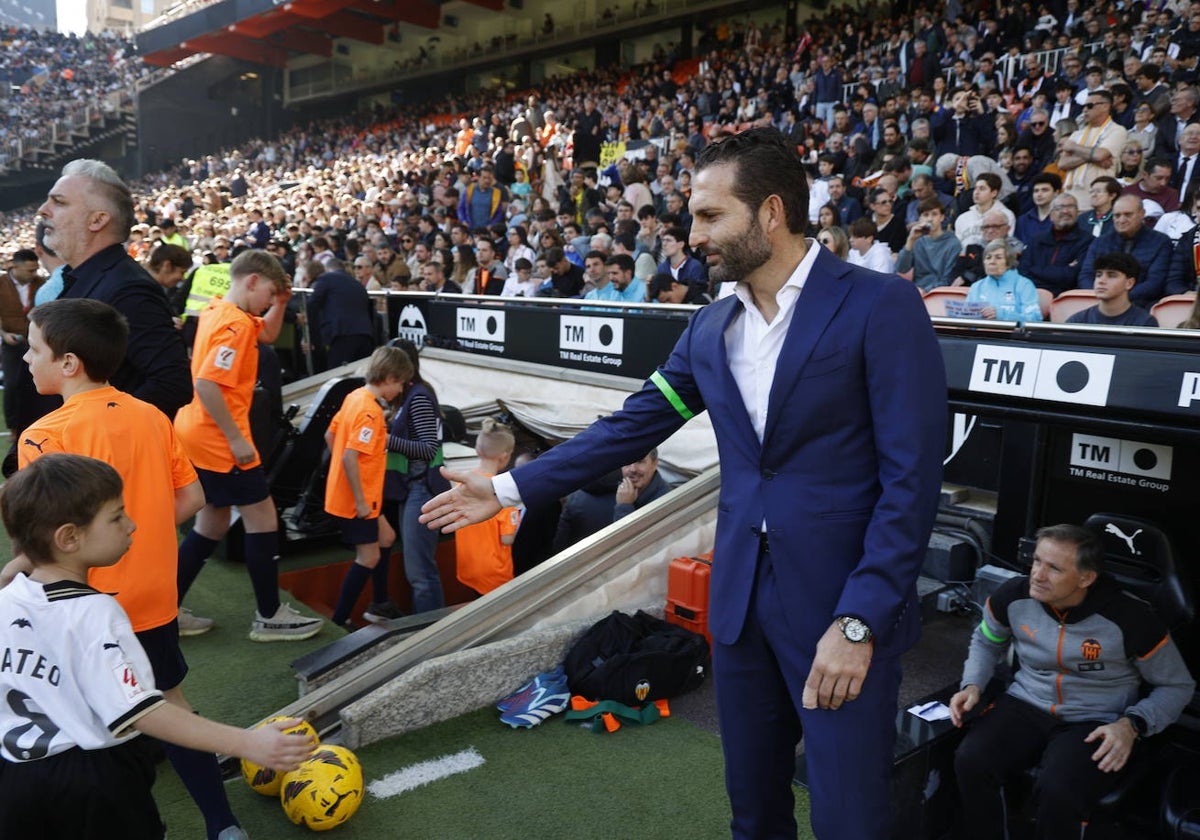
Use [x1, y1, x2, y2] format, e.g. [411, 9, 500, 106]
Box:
[762, 247, 853, 447]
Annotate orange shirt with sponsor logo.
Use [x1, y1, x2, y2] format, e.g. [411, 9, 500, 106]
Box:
[455, 470, 520, 595]
[18, 385, 198, 632]
[174, 298, 263, 472]
[324, 386, 388, 520]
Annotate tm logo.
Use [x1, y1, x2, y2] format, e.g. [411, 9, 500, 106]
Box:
[559, 315, 623, 354]
[456, 308, 505, 342]
[968, 345, 1114, 406]
[1069, 433, 1172, 480]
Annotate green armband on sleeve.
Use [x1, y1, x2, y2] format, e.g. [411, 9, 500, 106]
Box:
[651, 371, 694, 420]
[979, 620, 1008, 644]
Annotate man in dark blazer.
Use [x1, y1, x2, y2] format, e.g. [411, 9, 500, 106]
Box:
[37, 159, 191, 418]
[307, 259, 377, 370]
[421, 128, 947, 839]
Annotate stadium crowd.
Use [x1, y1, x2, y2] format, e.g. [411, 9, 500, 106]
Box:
[0, 27, 145, 164]
[4, 0, 1200, 329]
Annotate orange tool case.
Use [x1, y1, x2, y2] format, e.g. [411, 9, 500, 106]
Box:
[665, 552, 713, 646]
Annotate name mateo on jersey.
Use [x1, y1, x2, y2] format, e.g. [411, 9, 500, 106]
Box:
[1, 646, 62, 686]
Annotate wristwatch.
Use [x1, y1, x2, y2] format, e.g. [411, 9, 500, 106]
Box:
[837, 615, 873, 644]
[1126, 713, 1149, 739]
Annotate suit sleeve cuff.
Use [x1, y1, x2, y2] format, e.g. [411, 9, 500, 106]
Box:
[493, 472, 523, 508]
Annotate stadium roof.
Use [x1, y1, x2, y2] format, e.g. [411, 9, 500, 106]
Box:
[137, 0, 504, 69]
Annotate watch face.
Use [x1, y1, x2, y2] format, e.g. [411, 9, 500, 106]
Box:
[842, 618, 869, 642]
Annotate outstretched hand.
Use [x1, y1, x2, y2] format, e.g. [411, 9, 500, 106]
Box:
[419, 467, 502, 533]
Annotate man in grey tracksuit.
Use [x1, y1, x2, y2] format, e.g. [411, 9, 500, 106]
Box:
[949, 523, 1194, 840]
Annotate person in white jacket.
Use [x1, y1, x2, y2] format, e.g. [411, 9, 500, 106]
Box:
[846, 217, 896, 273]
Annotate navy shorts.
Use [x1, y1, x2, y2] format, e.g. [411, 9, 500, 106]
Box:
[0, 738, 164, 839]
[195, 465, 270, 507]
[337, 515, 381, 546]
[136, 620, 188, 692]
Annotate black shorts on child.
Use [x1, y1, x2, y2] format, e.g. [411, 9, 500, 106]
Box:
[0, 737, 164, 839]
[194, 465, 271, 507]
[337, 515, 380, 546]
[136, 618, 189, 693]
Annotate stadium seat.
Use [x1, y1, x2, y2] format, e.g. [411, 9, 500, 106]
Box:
[1049, 289, 1098, 323]
[921, 286, 969, 317]
[1150, 293, 1197, 329]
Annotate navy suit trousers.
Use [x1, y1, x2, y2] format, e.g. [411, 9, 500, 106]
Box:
[714, 549, 901, 840]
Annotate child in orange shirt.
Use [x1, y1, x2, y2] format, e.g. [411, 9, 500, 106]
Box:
[455, 419, 519, 596]
[7, 298, 254, 840]
[324, 346, 411, 628]
[174, 250, 323, 642]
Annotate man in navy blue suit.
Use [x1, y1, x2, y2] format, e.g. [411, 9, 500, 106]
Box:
[422, 128, 947, 839]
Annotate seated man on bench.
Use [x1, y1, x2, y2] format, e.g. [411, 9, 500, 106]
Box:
[950, 523, 1195, 840]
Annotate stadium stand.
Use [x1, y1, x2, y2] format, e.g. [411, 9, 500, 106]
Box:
[0, 27, 153, 176]
[2, 0, 1200, 335]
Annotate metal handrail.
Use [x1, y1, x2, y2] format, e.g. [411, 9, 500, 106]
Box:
[267, 463, 721, 746]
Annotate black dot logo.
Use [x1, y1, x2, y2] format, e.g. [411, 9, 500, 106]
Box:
[1132, 448, 1158, 472]
[1056, 361, 1090, 393]
[598, 324, 614, 347]
[486, 316, 498, 335]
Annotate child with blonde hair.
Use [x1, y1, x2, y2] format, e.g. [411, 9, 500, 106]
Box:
[455, 419, 519, 596]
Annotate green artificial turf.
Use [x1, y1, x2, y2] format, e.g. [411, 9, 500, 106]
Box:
[156, 706, 816, 839]
[170, 553, 336, 727]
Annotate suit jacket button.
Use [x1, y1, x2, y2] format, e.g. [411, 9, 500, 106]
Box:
[762, 469, 776, 480]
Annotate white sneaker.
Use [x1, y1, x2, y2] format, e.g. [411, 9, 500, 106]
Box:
[249, 602, 323, 642]
[216, 827, 249, 840]
[177, 607, 214, 637]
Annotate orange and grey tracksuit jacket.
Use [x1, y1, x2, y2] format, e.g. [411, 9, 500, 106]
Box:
[961, 575, 1194, 735]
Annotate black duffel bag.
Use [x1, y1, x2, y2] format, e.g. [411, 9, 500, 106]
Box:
[563, 610, 710, 706]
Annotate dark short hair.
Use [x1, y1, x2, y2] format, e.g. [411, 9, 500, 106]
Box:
[29, 298, 128, 383]
[694, 126, 809, 234]
[1035, 524, 1105, 574]
[12, 249, 37, 265]
[1091, 176, 1123, 199]
[149, 243, 192, 271]
[604, 253, 635, 274]
[1092, 251, 1142, 279]
[1, 453, 124, 565]
[976, 172, 1002, 192]
[1031, 172, 1063, 190]
[648, 272, 678, 297]
[1147, 157, 1175, 174]
[917, 196, 945, 214]
[661, 225, 688, 242]
[848, 217, 877, 238]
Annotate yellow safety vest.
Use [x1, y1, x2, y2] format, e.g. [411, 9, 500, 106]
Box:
[182, 263, 231, 321]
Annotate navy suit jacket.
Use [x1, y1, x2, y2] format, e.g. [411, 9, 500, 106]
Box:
[513, 248, 946, 655]
[308, 270, 376, 345]
[62, 243, 192, 417]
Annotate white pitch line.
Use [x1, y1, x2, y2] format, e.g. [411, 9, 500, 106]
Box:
[368, 747, 486, 799]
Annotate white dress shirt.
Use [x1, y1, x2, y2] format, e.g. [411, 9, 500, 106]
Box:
[493, 241, 821, 505]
